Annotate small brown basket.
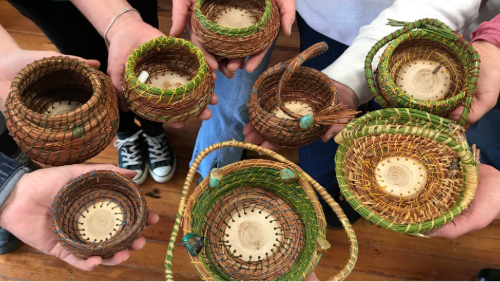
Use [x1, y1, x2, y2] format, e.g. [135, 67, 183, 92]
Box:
[5, 56, 119, 166]
[191, 0, 280, 58]
[247, 42, 358, 147]
[124, 36, 214, 123]
[51, 170, 148, 258]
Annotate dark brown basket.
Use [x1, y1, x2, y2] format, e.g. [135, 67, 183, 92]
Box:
[247, 42, 358, 147]
[51, 170, 148, 259]
[191, 0, 280, 58]
[124, 36, 214, 123]
[5, 56, 119, 166]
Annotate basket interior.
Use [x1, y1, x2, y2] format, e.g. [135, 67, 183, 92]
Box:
[201, 0, 265, 29]
[134, 45, 199, 90]
[16, 64, 93, 115]
[387, 39, 464, 101]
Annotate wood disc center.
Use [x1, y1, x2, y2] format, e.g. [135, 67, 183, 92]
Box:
[375, 157, 427, 199]
[146, 72, 190, 90]
[76, 200, 124, 243]
[44, 100, 83, 115]
[271, 101, 314, 119]
[214, 8, 257, 29]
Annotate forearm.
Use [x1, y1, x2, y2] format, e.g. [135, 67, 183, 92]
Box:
[0, 25, 21, 59]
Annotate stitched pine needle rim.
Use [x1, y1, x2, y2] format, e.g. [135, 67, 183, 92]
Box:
[125, 36, 208, 99]
[194, 0, 272, 37]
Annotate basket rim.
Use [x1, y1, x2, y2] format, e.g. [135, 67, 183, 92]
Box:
[194, 0, 273, 37]
[334, 108, 478, 234]
[124, 36, 209, 100]
[7, 56, 104, 126]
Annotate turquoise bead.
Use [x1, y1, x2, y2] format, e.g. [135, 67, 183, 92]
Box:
[300, 114, 314, 130]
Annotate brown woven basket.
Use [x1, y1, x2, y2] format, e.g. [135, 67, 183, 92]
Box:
[124, 36, 214, 123]
[191, 0, 280, 58]
[51, 170, 148, 258]
[247, 42, 358, 147]
[5, 56, 119, 166]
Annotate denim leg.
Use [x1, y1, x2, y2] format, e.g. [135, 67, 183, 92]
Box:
[466, 108, 500, 169]
[190, 43, 276, 178]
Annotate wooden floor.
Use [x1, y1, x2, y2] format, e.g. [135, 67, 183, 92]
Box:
[1, 1, 499, 280]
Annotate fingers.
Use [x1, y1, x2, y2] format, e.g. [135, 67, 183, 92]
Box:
[108, 67, 130, 112]
[244, 130, 266, 145]
[170, 0, 192, 37]
[210, 93, 219, 105]
[227, 58, 245, 73]
[261, 141, 282, 152]
[63, 164, 137, 180]
[218, 59, 235, 79]
[169, 122, 185, 128]
[428, 211, 477, 239]
[246, 47, 268, 73]
[100, 250, 131, 266]
[197, 107, 212, 120]
[82, 59, 101, 69]
[63, 254, 102, 271]
[449, 95, 498, 125]
[128, 236, 147, 251]
[447, 106, 464, 124]
[188, 23, 218, 72]
[243, 122, 256, 135]
[243, 125, 282, 152]
[277, 0, 296, 36]
[147, 211, 160, 226]
[305, 272, 319, 281]
[321, 123, 347, 142]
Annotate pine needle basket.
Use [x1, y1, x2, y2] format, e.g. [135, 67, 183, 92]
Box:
[124, 36, 214, 123]
[248, 42, 358, 147]
[334, 108, 480, 235]
[165, 141, 358, 281]
[5, 56, 119, 166]
[191, 0, 280, 58]
[365, 18, 480, 126]
[51, 170, 148, 258]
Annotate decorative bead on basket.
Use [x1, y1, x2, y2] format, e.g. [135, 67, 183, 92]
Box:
[191, 0, 280, 58]
[165, 141, 358, 281]
[365, 18, 481, 126]
[248, 42, 358, 147]
[5, 56, 119, 166]
[124, 36, 214, 123]
[334, 108, 480, 235]
[51, 170, 148, 258]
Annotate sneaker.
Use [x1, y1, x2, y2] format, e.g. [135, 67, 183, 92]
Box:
[0, 228, 20, 255]
[114, 130, 148, 185]
[143, 132, 176, 183]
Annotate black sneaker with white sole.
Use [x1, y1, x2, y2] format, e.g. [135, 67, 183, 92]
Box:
[143, 132, 176, 183]
[114, 129, 148, 185]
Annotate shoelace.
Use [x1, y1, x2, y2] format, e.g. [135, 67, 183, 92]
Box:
[143, 133, 169, 164]
[113, 130, 143, 167]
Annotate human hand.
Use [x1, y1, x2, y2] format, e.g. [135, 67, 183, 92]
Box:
[0, 50, 100, 113]
[306, 272, 319, 281]
[0, 164, 160, 271]
[448, 41, 500, 125]
[429, 164, 500, 239]
[244, 81, 359, 151]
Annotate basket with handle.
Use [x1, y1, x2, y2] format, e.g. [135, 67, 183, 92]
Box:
[365, 18, 480, 126]
[191, 0, 280, 58]
[165, 141, 358, 281]
[50, 170, 148, 258]
[334, 108, 480, 235]
[123, 36, 214, 123]
[5, 56, 119, 166]
[247, 42, 358, 148]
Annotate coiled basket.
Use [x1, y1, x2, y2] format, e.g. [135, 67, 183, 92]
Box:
[165, 141, 358, 281]
[334, 108, 479, 235]
[365, 18, 480, 126]
[124, 36, 214, 122]
[51, 170, 148, 258]
[5, 56, 119, 166]
[191, 0, 280, 58]
[248, 42, 358, 147]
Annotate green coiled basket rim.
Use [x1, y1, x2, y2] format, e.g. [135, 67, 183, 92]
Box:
[194, 0, 272, 37]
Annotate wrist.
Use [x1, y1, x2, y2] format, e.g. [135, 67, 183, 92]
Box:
[106, 11, 144, 45]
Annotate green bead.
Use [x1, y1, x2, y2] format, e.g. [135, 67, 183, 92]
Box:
[181, 233, 204, 256]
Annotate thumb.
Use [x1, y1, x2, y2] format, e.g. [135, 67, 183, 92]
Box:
[170, 0, 191, 37]
[428, 211, 475, 239]
[447, 105, 464, 123]
[277, 0, 296, 36]
[81, 59, 100, 70]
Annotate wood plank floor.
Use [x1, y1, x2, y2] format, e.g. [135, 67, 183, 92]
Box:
[1, 0, 499, 280]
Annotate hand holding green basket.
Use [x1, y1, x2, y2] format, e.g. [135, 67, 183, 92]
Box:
[165, 141, 358, 281]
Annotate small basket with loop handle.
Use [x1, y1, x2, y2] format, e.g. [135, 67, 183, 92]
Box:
[334, 108, 480, 235]
[5, 56, 119, 166]
[165, 141, 358, 281]
[123, 36, 214, 123]
[191, 0, 280, 58]
[51, 170, 148, 258]
[247, 42, 359, 147]
[365, 18, 480, 126]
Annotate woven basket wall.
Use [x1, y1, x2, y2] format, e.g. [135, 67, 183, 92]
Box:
[124, 36, 214, 123]
[335, 108, 479, 235]
[191, 0, 280, 58]
[5, 56, 119, 166]
[365, 18, 480, 126]
[248, 42, 358, 147]
[165, 141, 358, 281]
[51, 170, 148, 258]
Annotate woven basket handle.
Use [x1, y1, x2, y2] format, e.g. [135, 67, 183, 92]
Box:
[165, 141, 358, 281]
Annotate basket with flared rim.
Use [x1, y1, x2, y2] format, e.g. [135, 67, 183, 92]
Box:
[191, 0, 280, 58]
[247, 42, 358, 147]
[124, 36, 214, 123]
[365, 18, 480, 126]
[5, 56, 119, 166]
[334, 108, 479, 235]
[165, 141, 358, 281]
[50, 170, 148, 258]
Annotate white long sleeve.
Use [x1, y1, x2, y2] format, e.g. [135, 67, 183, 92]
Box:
[321, 0, 483, 105]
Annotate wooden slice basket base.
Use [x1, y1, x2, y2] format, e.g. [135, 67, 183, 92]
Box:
[271, 101, 314, 120]
[44, 100, 84, 116]
[214, 5, 258, 29]
[75, 200, 124, 243]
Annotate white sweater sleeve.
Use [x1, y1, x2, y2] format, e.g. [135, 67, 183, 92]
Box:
[322, 0, 483, 105]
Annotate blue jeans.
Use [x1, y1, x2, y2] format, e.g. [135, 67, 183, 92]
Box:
[466, 108, 500, 169]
